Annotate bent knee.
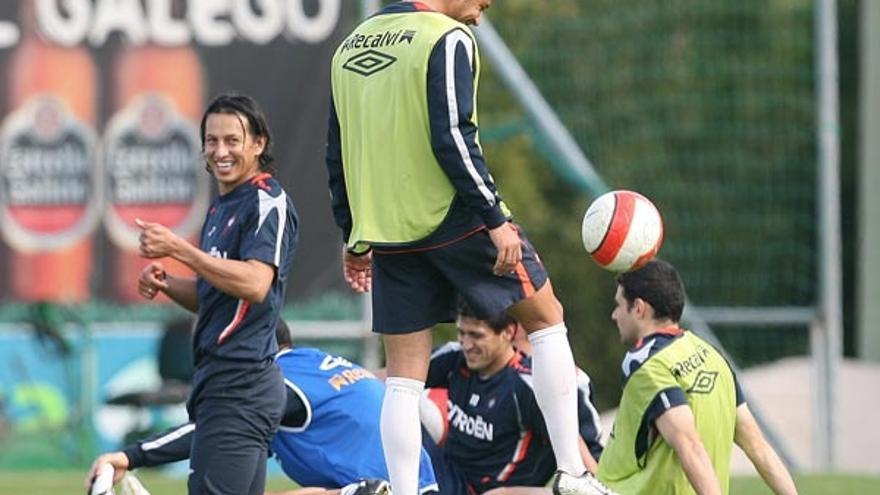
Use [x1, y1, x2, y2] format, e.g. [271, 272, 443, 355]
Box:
[510, 282, 564, 331]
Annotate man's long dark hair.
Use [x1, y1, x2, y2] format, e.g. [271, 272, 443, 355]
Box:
[200, 93, 276, 174]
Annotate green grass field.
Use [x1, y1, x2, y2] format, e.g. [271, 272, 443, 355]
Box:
[1, 471, 877, 495]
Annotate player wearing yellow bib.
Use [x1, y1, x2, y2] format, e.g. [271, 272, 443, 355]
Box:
[327, 3, 611, 495]
[598, 260, 798, 495]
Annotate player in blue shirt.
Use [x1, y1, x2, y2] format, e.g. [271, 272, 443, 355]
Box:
[270, 325, 437, 494]
[134, 94, 298, 495]
[421, 303, 606, 495]
[85, 321, 437, 495]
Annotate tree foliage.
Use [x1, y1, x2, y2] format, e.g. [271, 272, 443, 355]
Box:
[472, 0, 858, 408]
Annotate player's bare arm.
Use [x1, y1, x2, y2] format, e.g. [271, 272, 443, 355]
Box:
[137, 262, 199, 312]
[161, 274, 200, 312]
[137, 218, 275, 303]
[137, 261, 168, 300]
[488, 222, 523, 275]
[734, 404, 798, 495]
[342, 245, 372, 293]
[655, 405, 723, 495]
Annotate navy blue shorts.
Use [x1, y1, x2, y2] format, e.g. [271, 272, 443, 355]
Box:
[371, 225, 548, 334]
[422, 428, 475, 495]
[187, 361, 285, 495]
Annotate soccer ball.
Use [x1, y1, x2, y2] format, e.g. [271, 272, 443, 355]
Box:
[420, 388, 449, 445]
[581, 190, 664, 272]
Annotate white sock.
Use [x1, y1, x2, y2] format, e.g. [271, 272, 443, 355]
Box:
[528, 323, 587, 476]
[381, 377, 425, 495]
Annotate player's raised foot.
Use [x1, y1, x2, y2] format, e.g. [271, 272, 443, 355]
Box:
[351, 479, 392, 495]
[552, 470, 618, 495]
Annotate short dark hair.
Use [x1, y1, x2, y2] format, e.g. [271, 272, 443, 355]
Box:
[457, 298, 517, 334]
[275, 319, 292, 349]
[200, 93, 275, 174]
[616, 259, 686, 322]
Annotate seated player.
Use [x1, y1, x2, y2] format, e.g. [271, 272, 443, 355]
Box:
[599, 260, 797, 495]
[86, 320, 438, 495]
[420, 302, 607, 495]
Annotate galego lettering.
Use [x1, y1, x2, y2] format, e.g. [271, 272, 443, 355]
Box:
[340, 29, 416, 52]
[448, 402, 493, 441]
[25, 0, 342, 48]
[669, 345, 711, 379]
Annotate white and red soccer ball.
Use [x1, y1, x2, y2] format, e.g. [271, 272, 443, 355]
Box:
[581, 190, 664, 272]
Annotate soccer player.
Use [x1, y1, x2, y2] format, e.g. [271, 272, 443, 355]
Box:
[598, 260, 798, 495]
[135, 94, 298, 495]
[85, 321, 437, 495]
[326, 3, 608, 494]
[422, 303, 605, 495]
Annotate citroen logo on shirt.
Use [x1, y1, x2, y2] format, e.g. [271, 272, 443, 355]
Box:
[342, 50, 397, 76]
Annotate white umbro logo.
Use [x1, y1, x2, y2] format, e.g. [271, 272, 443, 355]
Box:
[469, 394, 480, 406]
[319, 355, 353, 370]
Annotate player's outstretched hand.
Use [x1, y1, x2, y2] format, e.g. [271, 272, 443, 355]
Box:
[342, 245, 372, 293]
[488, 222, 523, 275]
[136, 218, 182, 259]
[138, 261, 169, 300]
[85, 452, 129, 492]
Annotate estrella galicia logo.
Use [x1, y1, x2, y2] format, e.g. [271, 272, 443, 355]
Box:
[342, 50, 397, 76]
[688, 370, 718, 394]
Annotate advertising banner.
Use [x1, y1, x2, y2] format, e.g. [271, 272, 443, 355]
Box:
[0, 0, 357, 306]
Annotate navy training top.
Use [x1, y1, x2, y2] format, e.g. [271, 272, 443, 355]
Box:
[192, 173, 298, 367]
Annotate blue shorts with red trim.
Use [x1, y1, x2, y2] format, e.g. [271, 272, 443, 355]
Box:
[371, 225, 548, 334]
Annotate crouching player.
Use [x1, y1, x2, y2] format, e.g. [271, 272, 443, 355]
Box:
[86, 321, 437, 495]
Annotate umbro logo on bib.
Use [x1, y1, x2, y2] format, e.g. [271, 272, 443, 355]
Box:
[687, 370, 719, 394]
[343, 50, 397, 76]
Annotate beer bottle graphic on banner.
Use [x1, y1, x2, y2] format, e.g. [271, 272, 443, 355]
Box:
[0, 16, 101, 302]
[104, 45, 210, 302]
